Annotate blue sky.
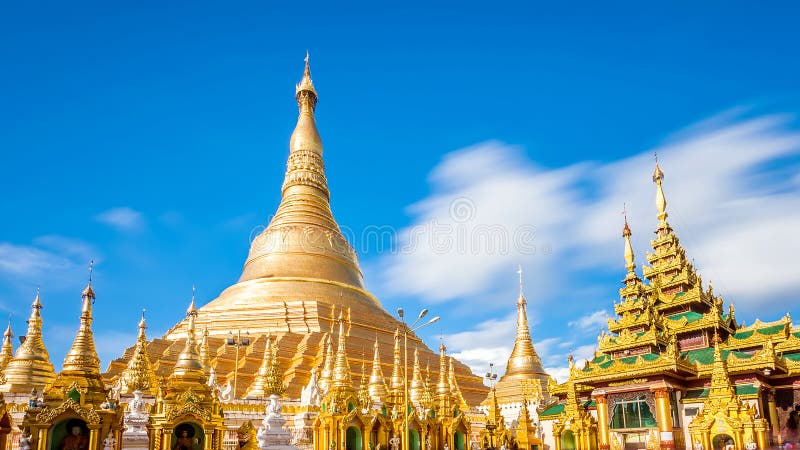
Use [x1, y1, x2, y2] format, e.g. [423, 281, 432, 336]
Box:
[2, 1, 800, 380]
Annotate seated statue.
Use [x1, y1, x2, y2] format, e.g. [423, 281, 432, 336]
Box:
[61, 426, 89, 450]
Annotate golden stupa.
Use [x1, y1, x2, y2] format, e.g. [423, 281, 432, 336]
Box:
[106, 55, 487, 403]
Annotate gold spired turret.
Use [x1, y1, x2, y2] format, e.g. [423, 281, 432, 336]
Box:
[485, 267, 549, 405]
[62, 281, 101, 374]
[410, 347, 424, 406]
[246, 335, 274, 398]
[0, 319, 13, 375]
[1, 290, 55, 393]
[169, 295, 206, 386]
[319, 333, 334, 394]
[368, 336, 387, 402]
[390, 329, 403, 396]
[330, 313, 352, 391]
[120, 310, 158, 395]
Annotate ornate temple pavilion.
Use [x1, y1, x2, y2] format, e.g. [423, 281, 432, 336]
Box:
[539, 164, 800, 450]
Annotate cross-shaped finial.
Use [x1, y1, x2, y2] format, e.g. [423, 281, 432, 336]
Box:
[517, 264, 523, 294]
[88, 260, 94, 284]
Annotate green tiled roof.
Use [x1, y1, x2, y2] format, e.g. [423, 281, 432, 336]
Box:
[684, 384, 757, 400]
[784, 353, 800, 362]
[540, 400, 595, 418]
[540, 403, 564, 417]
[733, 324, 785, 340]
[733, 330, 755, 340]
[681, 347, 753, 365]
[674, 291, 687, 298]
[667, 311, 703, 323]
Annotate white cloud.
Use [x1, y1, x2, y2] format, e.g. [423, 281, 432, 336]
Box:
[0, 243, 72, 276]
[382, 110, 800, 382]
[569, 310, 609, 334]
[382, 111, 800, 311]
[95, 207, 145, 232]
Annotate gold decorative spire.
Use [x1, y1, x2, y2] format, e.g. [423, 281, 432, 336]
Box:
[504, 266, 547, 377]
[410, 347, 424, 406]
[653, 161, 668, 225]
[368, 336, 387, 401]
[448, 356, 469, 410]
[708, 334, 735, 401]
[358, 358, 371, 407]
[121, 310, 158, 394]
[62, 276, 101, 374]
[331, 312, 353, 390]
[264, 338, 285, 397]
[199, 326, 211, 378]
[238, 53, 365, 291]
[1, 290, 56, 393]
[0, 318, 13, 374]
[169, 289, 206, 384]
[390, 329, 403, 395]
[246, 335, 274, 398]
[436, 341, 450, 401]
[319, 333, 334, 393]
[622, 210, 639, 281]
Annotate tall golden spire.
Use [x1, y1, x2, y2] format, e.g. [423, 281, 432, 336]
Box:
[368, 336, 388, 401]
[246, 335, 274, 398]
[121, 310, 158, 395]
[331, 312, 353, 390]
[504, 266, 547, 378]
[169, 291, 206, 385]
[319, 333, 334, 393]
[708, 331, 735, 401]
[1, 290, 56, 393]
[238, 53, 365, 290]
[390, 329, 403, 395]
[62, 277, 101, 374]
[410, 347, 424, 406]
[0, 318, 13, 374]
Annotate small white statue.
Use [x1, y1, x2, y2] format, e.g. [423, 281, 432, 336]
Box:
[207, 366, 217, 387]
[744, 442, 757, 450]
[19, 432, 32, 450]
[300, 367, 321, 407]
[389, 434, 401, 450]
[693, 441, 703, 450]
[443, 443, 449, 450]
[218, 380, 233, 402]
[500, 444, 506, 450]
[103, 432, 117, 450]
[267, 395, 282, 416]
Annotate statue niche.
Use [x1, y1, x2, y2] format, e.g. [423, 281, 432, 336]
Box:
[50, 419, 89, 450]
[172, 423, 203, 450]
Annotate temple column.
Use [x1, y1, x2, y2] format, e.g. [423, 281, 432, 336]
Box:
[88, 424, 102, 450]
[161, 429, 173, 450]
[36, 427, 47, 450]
[766, 391, 780, 445]
[553, 430, 561, 450]
[756, 429, 767, 450]
[701, 432, 711, 450]
[203, 428, 213, 450]
[654, 389, 674, 450]
[594, 395, 610, 450]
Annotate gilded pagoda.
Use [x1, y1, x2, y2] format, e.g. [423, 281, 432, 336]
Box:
[540, 163, 800, 450]
[104, 54, 486, 406]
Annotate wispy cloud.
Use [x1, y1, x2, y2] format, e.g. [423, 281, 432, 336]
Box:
[569, 310, 608, 334]
[385, 110, 800, 381]
[95, 207, 146, 233]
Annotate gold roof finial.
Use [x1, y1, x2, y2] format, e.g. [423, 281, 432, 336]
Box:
[265, 336, 285, 396]
[505, 266, 547, 378]
[169, 288, 205, 384]
[0, 290, 56, 393]
[318, 333, 334, 393]
[368, 335, 387, 401]
[652, 155, 668, 224]
[448, 356, 469, 410]
[622, 205, 636, 276]
[437, 339, 449, 398]
[247, 334, 283, 398]
[121, 309, 157, 394]
[290, 51, 322, 156]
[0, 316, 13, 374]
[62, 271, 101, 374]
